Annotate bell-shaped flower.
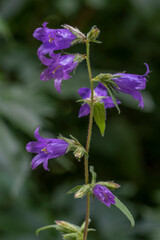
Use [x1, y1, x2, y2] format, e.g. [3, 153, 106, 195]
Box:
[93, 184, 116, 207]
[113, 63, 149, 108]
[40, 53, 78, 92]
[26, 127, 68, 171]
[78, 83, 120, 117]
[33, 22, 76, 54]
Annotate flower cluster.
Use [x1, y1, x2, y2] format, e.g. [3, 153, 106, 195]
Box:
[27, 24, 148, 237]
[33, 22, 78, 92]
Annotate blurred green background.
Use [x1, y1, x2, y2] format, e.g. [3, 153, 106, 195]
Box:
[0, 0, 160, 239]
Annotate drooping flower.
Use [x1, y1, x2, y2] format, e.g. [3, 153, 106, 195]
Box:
[78, 83, 120, 117]
[33, 22, 76, 55]
[26, 127, 68, 171]
[40, 53, 78, 92]
[112, 63, 149, 108]
[93, 184, 116, 207]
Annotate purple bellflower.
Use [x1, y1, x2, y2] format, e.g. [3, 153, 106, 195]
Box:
[33, 22, 76, 55]
[113, 63, 149, 108]
[40, 53, 78, 92]
[26, 127, 68, 171]
[93, 184, 116, 207]
[33, 23, 79, 92]
[78, 83, 120, 117]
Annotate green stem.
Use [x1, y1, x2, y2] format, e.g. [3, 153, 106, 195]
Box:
[83, 40, 94, 240]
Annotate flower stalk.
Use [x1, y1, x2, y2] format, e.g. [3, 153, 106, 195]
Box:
[83, 40, 94, 240]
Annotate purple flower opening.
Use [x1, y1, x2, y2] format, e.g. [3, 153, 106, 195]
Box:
[78, 83, 120, 117]
[40, 53, 78, 92]
[113, 63, 149, 108]
[93, 184, 116, 207]
[26, 127, 68, 171]
[33, 22, 76, 53]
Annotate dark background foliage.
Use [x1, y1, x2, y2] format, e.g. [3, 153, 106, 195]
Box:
[0, 0, 160, 239]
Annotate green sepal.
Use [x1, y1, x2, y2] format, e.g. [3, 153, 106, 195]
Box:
[63, 24, 86, 44]
[93, 101, 106, 136]
[74, 184, 91, 199]
[67, 185, 82, 195]
[89, 166, 97, 184]
[58, 134, 87, 161]
[73, 54, 86, 64]
[36, 224, 57, 235]
[114, 197, 135, 228]
[63, 233, 79, 240]
[97, 181, 120, 190]
[92, 40, 102, 44]
[80, 219, 95, 233]
[92, 73, 120, 89]
[103, 83, 121, 114]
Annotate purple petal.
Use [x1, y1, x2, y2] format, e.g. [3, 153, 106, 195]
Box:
[129, 90, 144, 108]
[43, 158, 49, 171]
[47, 140, 68, 155]
[93, 184, 116, 208]
[78, 104, 90, 118]
[102, 97, 121, 108]
[26, 141, 45, 153]
[94, 83, 108, 97]
[78, 88, 91, 99]
[143, 63, 150, 76]
[34, 127, 44, 141]
[37, 45, 59, 66]
[31, 153, 48, 170]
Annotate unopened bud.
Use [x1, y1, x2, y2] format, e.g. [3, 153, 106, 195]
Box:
[55, 221, 79, 233]
[74, 184, 91, 198]
[74, 146, 86, 160]
[87, 26, 100, 42]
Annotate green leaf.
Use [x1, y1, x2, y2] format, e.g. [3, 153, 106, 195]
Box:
[115, 197, 135, 228]
[103, 83, 121, 114]
[67, 185, 82, 195]
[93, 102, 106, 136]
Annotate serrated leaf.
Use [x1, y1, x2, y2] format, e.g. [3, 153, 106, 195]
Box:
[103, 83, 120, 114]
[93, 102, 106, 136]
[115, 197, 135, 228]
[67, 185, 82, 195]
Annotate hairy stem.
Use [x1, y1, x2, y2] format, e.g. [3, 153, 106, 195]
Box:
[83, 40, 94, 240]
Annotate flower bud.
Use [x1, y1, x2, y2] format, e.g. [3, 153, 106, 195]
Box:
[55, 220, 79, 233]
[87, 26, 100, 42]
[74, 184, 91, 198]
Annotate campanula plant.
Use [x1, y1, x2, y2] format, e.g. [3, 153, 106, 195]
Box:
[26, 23, 150, 240]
